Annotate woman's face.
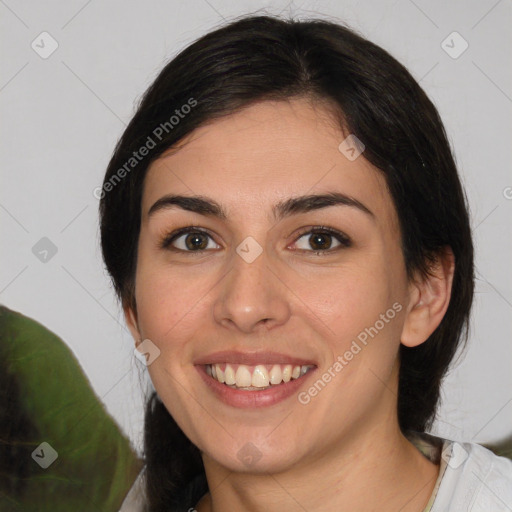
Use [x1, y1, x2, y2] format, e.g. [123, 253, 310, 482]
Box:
[127, 98, 414, 473]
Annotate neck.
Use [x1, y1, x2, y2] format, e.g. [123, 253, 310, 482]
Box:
[197, 417, 439, 512]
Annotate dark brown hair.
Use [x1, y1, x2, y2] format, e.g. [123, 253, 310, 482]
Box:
[99, 14, 474, 511]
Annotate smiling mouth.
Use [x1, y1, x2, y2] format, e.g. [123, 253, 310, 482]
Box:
[205, 363, 316, 391]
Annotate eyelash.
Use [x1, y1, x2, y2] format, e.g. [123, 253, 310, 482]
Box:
[159, 225, 352, 256]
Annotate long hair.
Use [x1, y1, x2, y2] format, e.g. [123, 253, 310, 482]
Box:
[99, 15, 474, 510]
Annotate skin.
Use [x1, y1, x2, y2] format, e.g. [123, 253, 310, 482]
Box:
[125, 97, 455, 512]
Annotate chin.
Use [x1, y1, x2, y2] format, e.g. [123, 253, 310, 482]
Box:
[198, 430, 307, 475]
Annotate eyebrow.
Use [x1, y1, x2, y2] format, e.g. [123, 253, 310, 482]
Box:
[147, 192, 374, 221]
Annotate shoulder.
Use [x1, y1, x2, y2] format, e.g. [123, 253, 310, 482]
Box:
[432, 437, 512, 512]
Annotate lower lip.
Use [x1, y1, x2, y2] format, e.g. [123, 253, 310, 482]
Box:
[196, 365, 316, 408]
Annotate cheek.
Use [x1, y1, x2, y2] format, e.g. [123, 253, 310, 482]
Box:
[297, 260, 405, 402]
[133, 246, 210, 342]
[304, 276, 404, 425]
[298, 261, 400, 339]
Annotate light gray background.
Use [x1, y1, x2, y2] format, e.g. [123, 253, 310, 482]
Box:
[1, 0, 511, 455]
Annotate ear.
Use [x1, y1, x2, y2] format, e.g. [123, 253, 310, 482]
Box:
[124, 303, 141, 345]
[401, 247, 455, 348]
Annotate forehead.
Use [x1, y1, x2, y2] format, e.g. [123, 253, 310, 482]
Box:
[142, 98, 395, 226]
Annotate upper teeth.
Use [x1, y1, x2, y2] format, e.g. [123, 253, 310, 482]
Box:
[205, 363, 314, 389]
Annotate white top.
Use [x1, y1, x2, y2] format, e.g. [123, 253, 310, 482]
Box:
[119, 435, 512, 511]
[429, 438, 512, 511]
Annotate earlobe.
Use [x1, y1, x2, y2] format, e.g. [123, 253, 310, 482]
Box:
[124, 304, 141, 343]
[401, 247, 455, 348]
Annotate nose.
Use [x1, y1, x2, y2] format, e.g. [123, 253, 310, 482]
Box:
[212, 248, 291, 334]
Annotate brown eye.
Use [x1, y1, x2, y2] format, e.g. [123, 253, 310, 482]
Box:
[183, 232, 209, 250]
[161, 228, 220, 252]
[292, 227, 351, 253]
[308, 232, 333, 251]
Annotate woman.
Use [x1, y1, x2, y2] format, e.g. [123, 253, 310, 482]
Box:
[99, 15, 512, 512]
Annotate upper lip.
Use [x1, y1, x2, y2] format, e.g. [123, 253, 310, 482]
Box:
[194, 350, 317, 367]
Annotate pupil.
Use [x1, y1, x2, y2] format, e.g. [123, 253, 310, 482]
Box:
[310, 233, 331, 250]
[186, 233, 207, 250]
